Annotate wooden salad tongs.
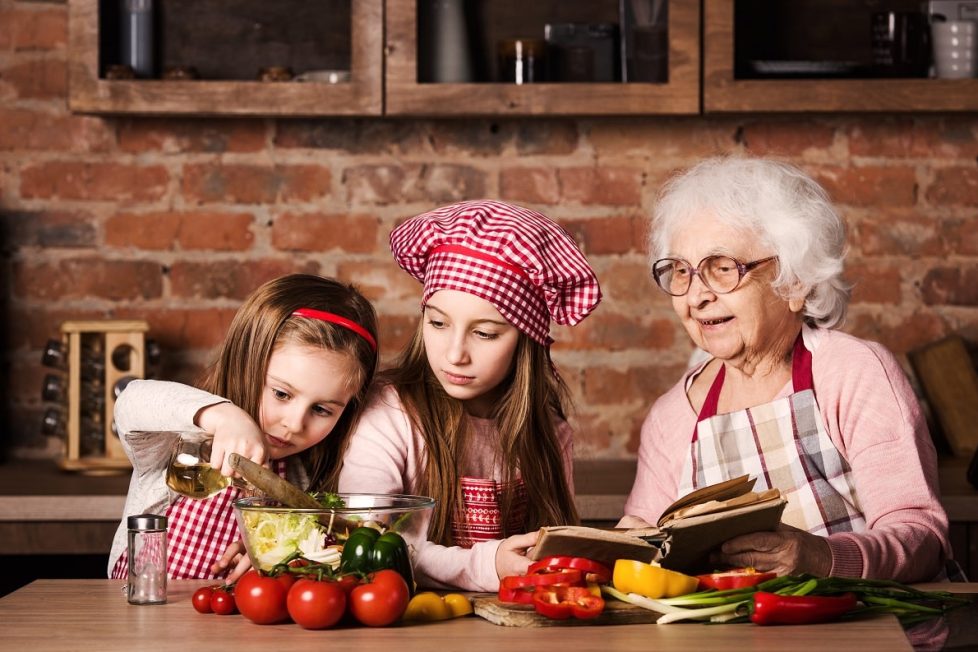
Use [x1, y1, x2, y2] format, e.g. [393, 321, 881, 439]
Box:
[228, 452, 357, 533]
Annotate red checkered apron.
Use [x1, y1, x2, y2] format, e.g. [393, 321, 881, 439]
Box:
[111, 459, 288, 580]
[452, 476, 528, 548]
[679, 335, 865, 536]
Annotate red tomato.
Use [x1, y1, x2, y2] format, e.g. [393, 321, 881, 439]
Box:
[234, 570, 291, 625]
[349, 569, 410, 627]
[287, 578, 347, 630]
[335, 574, 360, 596]
[696, 568, 777, 591]
[192, 586, 214, 614]
[210, 587, 237, 615]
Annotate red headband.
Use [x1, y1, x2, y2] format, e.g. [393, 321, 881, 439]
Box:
[291, 308, 377, 352]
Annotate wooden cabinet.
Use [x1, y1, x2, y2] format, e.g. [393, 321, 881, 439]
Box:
[68, 0, 383, 116]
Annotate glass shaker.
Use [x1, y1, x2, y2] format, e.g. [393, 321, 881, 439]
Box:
[127, 513, 167, 604]
[120, 0, 155, 78]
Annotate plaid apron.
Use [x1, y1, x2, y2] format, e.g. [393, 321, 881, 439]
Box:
[111, 459, 288, 580]
[678, 335, 865, 536]
[452, 476, 528, 548]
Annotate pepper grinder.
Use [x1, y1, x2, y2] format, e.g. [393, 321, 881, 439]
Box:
[127, 514, 167, 604]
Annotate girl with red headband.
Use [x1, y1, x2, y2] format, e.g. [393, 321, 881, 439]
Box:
[338, 199, 602, 591]
[106, 274, 379, 581]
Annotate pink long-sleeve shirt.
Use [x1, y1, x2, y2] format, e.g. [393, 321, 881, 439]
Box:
[338, 385, 575, 592]
[624, 326, 951, 583]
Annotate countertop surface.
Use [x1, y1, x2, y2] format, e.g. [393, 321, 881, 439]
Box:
[0, 579, 938, 652]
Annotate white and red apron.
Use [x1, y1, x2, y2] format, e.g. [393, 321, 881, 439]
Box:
[452, 476, 528, 548]
[111, 459, 288, 580]
[678, 334, 866, 536]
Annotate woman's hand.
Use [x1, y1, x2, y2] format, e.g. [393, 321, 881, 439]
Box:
[211, 540, 253, 583]
[195, 402, 267, 476]
[494, 531, 539, 580]
[713, 523, 832, 577]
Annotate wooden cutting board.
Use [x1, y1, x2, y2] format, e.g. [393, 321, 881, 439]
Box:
[472, 596, 661, 627]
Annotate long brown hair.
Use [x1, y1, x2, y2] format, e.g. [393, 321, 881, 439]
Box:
[199, 274, 379, 491]
[381, 322, 579, 545]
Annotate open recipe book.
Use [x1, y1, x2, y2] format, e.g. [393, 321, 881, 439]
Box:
[531, 475, 787, 574]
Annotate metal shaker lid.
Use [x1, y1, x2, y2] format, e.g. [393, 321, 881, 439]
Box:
[128, 513, 167, 530]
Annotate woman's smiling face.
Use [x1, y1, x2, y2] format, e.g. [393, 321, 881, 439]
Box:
[667, 213, 804, 370]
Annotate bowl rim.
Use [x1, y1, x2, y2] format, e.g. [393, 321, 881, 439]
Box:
[233, 492, 435, 513]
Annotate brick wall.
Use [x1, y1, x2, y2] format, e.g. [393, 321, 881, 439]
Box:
[2, 1, 978, 461]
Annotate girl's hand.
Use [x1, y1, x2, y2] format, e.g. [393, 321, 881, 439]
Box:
[195, 402, 267, 476]
[713, 523, 833, 577]
[494, 531, 539, 580]
[211, 540, 254, 584]
[616, 515, 652, 529]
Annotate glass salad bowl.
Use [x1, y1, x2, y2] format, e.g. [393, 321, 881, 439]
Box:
[233, 493, 435, 573]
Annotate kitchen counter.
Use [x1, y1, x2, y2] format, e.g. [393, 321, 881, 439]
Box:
[0, 579, 945, 652]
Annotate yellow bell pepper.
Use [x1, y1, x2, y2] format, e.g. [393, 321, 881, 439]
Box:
[612, 559, 698, 599]
[402, 592, 472, 621]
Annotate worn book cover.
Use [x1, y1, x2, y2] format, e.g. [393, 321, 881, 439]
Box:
[531, 475, 787, 573]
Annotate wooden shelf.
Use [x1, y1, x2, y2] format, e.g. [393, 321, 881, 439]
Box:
[67, 0, 383, 116]
[704, 0, 978, 113]
[385, 2, 700, 116]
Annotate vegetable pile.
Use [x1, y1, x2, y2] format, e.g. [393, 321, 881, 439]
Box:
[499, 556, 611, 620]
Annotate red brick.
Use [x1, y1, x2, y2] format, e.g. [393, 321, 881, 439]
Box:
[926, 167, 978, 207]
[11, 307, 106, 349]
[558, 167, 643, 206]
[597, 260, 674, 307]
[376, 313, 421, 361]
[558, 313, 675, 352]
[2, 209, 97, 248]
[499, 167, 559, 205]
[106, 211, 256, 251]
[0, 108, 114, 151]
[563, 214, 646, 255]
[275, 119, 426, 153]
[1, 58, 66, 99]
[342, 164, 486, 205]
[427, 121, 509, 156]
[272, 211, 378, 254]
[336, 260, 423, 304]
[5, 8, 67, 51]
[920, 266, 978, 307]
[12, 259, 163, 301]
[118, 118, 266, 154]
[846, 310, 947, 355]
[514, 121, 579, 155]
[741, 120, 836, 155]
[812, 165, 917, 207]
[582, 363, 687, 405]
[846, 260, 903, 304]
[20, 161, 168, 201]
[948, 218, 978, 256]
[848, 117, 978, 159]
[114, 307, 238, 350]
[587, 118, 738, 158]
[168, 260, 320, 300]
[182, 163, 331, 204]
[853, 211, 945, 256]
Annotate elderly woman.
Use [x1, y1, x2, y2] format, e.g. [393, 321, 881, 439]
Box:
[621, 157, 951, 583]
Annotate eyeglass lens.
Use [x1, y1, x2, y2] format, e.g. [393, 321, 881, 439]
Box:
[654, 256, 743, 295]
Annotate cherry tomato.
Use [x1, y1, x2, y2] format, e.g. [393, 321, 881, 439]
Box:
[192, 586, 214, 614]
[287, 578, 347, 630]
[349, 569, 410, 627]
[234, 570, 291, 625]
[210, 587, 237, 615]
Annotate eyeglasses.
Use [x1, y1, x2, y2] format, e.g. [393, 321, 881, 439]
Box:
[651, 255, 778, 297]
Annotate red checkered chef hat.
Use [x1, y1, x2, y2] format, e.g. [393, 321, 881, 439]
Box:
[390, 200, 601, 345]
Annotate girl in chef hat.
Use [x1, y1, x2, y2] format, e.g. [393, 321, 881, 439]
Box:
[338, 199, 602, 592]
[107, 274, 379, 581]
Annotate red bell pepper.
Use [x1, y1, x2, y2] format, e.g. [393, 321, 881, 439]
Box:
[696, 567, 777, 591]
[532, 586, 605, 620]
[498, 569, 585, 604]
[528, 556, 613, 585]
[750, 591, 858, 626]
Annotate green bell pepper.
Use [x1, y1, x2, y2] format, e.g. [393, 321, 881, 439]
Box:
[340, 527, 415, 594]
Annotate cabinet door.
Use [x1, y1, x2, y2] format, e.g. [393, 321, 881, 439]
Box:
[385, 1, 700, 116]
[703, 0, 978, 113]
[68, 0, 383, 116]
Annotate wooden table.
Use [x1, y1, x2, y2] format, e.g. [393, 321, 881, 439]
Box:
[0, 579, 940, 652]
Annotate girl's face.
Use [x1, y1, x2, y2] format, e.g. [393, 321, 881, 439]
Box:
[259, 342, 359, 460]
[422, 289, 520, 418]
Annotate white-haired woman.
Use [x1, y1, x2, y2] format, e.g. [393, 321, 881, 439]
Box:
[620, 156, 952, 583]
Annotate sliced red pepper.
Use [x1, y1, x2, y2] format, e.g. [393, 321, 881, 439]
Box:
[696, 567, 777, 591]
[498, 569, 585, 605]
[750, 591, 858, 626]
[532, 586, 605, 620]
[528, 556, 612, 585]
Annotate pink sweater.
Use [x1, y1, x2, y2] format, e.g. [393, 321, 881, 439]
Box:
[338, 385, 575, 592]
[624, 327, 951, 583]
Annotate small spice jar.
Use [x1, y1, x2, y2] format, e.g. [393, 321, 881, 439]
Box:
[127, 514, 167, 605]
